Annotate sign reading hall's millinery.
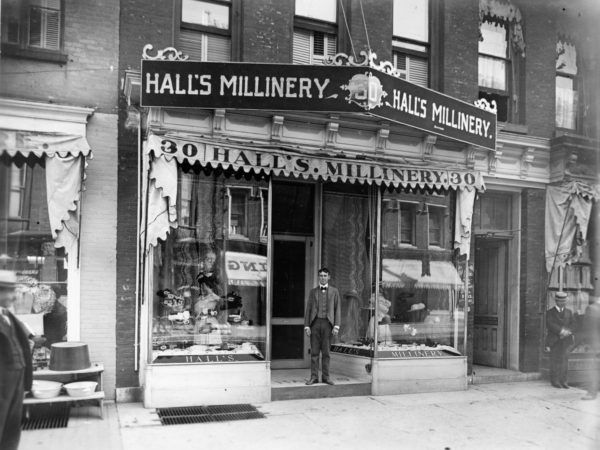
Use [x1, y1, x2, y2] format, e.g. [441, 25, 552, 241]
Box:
[141, 60, 497, 151]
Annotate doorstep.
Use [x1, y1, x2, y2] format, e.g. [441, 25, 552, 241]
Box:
[470, 365, 542, 385]
[271, 369, 371, 401]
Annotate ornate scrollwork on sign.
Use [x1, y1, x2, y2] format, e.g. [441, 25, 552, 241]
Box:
[142, 44, 189, 61]
[474, 98, 497, 114]
[326, 50, 404, 79]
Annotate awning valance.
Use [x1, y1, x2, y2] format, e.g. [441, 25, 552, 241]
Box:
[381, 259, 464, 290]
[146, 133, 485, 192]
[0, 129, 92, 159]
[225, 251, 267, 287]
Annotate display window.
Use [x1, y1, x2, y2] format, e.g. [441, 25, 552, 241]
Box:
[328, 186, 467, 358]
[1, 155, 69, 368]
[151, 167, 268, 363]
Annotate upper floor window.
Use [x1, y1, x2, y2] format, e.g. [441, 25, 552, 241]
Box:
[382, 200, 416, 247]
[428, 205, 445, 247]
[1, 0, 65, 62]
[556, 40, 578, 130]
[478, 0, 525, 124]
[178, 0, 231, 61]
[293, 0, 337, 65]
[392, 0, 429, 87]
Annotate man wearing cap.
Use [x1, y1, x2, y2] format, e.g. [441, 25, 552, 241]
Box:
[304, 267, 341, 385]
[546, 291, 575, 389]
[581, 295, 600, 400]
[0, 270, 33, 450]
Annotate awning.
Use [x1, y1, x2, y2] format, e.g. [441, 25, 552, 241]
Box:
[381, 259, 463, 290]
[1, 129, 91, 257]
[225, 251, 267, 287]
[146, 133, 485, 192]
[0, 129, 92, 158]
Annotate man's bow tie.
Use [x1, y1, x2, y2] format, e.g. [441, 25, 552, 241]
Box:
[320, 286, 327, 291]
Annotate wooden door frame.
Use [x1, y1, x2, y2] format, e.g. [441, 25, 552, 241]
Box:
[269, 234, 314, 369]
[474, 236, 510, 368]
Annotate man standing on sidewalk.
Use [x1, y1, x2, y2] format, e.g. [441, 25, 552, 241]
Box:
[0, 270, 33, 450]
[581, 295, 600, 400]
[546, 291, 574, 389]
[304, 267, 341, 385]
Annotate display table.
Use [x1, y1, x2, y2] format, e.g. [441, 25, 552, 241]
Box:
[24, 363, 105, 418]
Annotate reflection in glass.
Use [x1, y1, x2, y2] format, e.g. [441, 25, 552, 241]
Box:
[151, 170, 268, 363]
[1, 157, 68, 369]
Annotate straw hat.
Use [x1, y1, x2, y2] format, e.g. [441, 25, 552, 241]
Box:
[0, 270, 17, 288]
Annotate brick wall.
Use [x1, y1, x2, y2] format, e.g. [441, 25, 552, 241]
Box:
[519, 188, 547, 372]
[346, 0, 393, 61]
[442, 0, 479, 102]
[0, 0, 119, 114]
[80, 113, 118, 399]
[241, 0, 294, 63]
[117, 0, 174, 389]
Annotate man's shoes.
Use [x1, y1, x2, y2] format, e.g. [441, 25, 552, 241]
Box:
[581, 393, 597, 400]
[305, 378, 318, 385]
[560, 382, 570, 389]
[551, 381, 562, 388]
[322, 378, 335, 385]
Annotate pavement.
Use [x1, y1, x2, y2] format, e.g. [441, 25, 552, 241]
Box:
[20, 380, 599, 450]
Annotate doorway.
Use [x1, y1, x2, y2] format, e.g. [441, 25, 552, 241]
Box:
[269, 181, 315, 369]
[474, 238, 508, 367]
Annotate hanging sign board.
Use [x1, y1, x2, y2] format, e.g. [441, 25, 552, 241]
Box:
[141, 60, 497, 151]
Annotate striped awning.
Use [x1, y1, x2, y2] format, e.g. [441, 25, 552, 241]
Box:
[146, 132, 484, 192]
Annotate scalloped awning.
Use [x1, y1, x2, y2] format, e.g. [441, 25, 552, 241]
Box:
[146, 133, 485, 192]
[0, 129, 92, 159]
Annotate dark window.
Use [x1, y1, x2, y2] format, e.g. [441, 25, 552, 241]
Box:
[293, 0, 337, 65]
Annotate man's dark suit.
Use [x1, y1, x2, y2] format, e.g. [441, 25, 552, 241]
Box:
[304, 286, 341, 381]
[546, 306, 575, 386]
[0, 310, 33, 450]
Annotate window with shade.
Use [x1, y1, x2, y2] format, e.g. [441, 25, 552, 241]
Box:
[293, 0, 337, 65]
[478, 0, 526, 124]
[1, 0, 66, 62]
[555, 40, 578, 130]
[392, 0, 429, 88]
[178, 0, 231, 62]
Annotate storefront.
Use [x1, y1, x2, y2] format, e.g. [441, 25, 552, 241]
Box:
[136, 49, 494, 407]
[0, 99, 92, 364]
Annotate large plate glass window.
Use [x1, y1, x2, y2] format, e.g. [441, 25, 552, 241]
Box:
[376, 189, 465, 356]
[1, 155, 69, 367]
[178, 0, 231, 61]
[151, 168, 268, 363]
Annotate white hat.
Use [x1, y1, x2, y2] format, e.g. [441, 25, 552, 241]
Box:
[0, 270, 17, 288]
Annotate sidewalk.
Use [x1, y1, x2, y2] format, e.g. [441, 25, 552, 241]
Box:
[20, 380, 599, 450]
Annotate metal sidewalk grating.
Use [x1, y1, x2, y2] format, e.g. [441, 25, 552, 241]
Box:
[22, 403, 71, 430]
[156, 403, 265, 425]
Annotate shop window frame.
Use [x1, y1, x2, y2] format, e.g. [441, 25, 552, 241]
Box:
[0, 0, 67, 64]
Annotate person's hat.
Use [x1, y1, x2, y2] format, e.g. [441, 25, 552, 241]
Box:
[555, 291, 568, 299]
[0, 270, 17, 288]
[343, 290, 360, 300]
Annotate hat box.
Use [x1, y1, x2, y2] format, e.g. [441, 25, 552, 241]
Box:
[49, 342, 91, 371]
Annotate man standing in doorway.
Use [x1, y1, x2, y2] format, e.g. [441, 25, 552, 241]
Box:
[0, 270, 33, 450]
[304, 267, 341, 385]
[546, 291, 574, 388]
